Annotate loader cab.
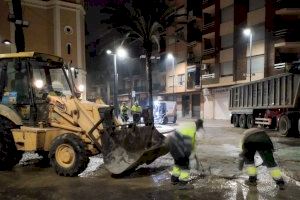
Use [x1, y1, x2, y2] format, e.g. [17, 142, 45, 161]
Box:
[0, 52, 72, 126]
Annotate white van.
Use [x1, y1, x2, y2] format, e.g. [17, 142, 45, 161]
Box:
[153, 101, 177, 124]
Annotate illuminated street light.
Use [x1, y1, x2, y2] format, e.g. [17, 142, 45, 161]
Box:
[243, 28, 253, 82]
[106, 47, 128, 117]
[2, 39, 12, 45]
[116, 47, 128, 59]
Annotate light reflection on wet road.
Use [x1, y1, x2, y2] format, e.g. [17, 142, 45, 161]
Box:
[0, 126, 300, 200]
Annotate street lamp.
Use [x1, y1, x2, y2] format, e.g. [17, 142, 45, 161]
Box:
[167, 53, 175, 101]
[106, 47, 128, 117]
[2, 39, 12, 45]
[243, 28, 253, 82]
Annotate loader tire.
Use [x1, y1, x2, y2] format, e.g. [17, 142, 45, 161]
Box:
[49, 133, 89, 176]
[0, 117, 22, 170]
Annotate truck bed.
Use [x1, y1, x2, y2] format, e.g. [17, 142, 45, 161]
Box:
[229, 73, 300, 110]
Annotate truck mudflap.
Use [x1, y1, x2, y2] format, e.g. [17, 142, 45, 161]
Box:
[101, 125, 169, 174]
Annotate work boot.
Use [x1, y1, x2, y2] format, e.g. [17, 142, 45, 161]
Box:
[245, 176, 257, 186]
[275, 179, 285, 190]
[171, 175, 179, 185]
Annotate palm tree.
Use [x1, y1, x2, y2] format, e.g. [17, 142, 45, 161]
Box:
[101, 2, 167, 122]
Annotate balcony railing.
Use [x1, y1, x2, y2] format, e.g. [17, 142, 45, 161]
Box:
[203, 21, 215, 31]
[275, 0, 300, 9]
[133, 86, 147, 92]
[152, 84, 165, 92]
[203, 47, 215, 56]
[202, 0, 215, 9]
[273, 28, 300, 42]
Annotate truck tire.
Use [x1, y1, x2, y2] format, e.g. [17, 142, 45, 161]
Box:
[278, 115, 292, 136]
[232, 114, 239, 127]
[246, 115, 255, 129]
[239, 114, 247, 129]
[49, 133, 89, 176]
[173, 116, 177, 124]
[0, 117, 22, 170]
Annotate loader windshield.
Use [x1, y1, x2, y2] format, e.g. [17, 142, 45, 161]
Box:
[30, 60, 72, 97]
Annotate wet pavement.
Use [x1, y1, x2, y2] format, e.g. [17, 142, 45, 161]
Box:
[1, 119, 300, 199]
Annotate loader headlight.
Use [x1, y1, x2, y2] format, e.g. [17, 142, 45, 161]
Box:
[78, 84, 85, 92]
[34, 79, 44, 89]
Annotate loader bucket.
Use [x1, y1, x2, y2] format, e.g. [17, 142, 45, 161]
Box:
[101, 125, 169, 175]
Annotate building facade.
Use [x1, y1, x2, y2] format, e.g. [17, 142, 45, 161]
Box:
[163, 0, 300, 120]
[0, 0, 86, 98]
[163, 0, 202, 118]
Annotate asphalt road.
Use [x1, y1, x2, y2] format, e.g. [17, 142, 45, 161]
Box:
[0, 121, 300, 200]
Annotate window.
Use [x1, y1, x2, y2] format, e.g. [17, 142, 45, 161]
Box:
[247, 55, 264, 73]
[221, 61, 233, 76]
[167, 75, 174, 87]
[252, 25, 265, 42]
[221, 34, 233, 49]
[168, 38, 175, 45]
[66, 43, 72, 55]
[221, 5, 233, 23]
[0, 59, 30, 104]
[177, 74, 185, 86]
[249, 0, 265, 11]
[187, 67, 195, 89]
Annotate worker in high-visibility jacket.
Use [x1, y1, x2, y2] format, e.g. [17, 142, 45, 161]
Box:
[168, 119, 203, 184]
[131, 101, 142, 123]
[120, 102, 129, 122]
[238, 128, 285, 189]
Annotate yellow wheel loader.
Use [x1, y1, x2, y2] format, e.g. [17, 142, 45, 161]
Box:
[0, 52, 168, 176]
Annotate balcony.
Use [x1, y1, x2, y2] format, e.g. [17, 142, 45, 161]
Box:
[187, 22, 202, 44]
[203, 21, 215, 34]
[273, 28, 300, 48]
[202, 0, 215, 10]
[275, 0, 300, 15]
[118, 88, 130, 95]
[203, 47, 215, 56]
[152, 84, 165, 92]
[133, 86, 147, 92]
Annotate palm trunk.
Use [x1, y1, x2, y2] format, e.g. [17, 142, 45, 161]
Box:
[146, 51, 154, 123]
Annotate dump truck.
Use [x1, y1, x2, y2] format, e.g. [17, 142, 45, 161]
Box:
[0, 52, 168, 176]
[229, 63, 300, 136]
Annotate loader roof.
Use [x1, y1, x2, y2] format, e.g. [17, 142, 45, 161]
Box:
[0, 52, 63, 63]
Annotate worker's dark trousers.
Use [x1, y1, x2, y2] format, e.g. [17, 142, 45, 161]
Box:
[132, 113, 140, 123]
[244, 148, 277, 168]
[243, 141, 283, 182]
[168, 131, 192, 170]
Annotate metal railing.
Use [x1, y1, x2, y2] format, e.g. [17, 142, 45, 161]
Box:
[203, 47, 215, 56]
[275, 0, 300, 9]
[203, 21, 215, 31]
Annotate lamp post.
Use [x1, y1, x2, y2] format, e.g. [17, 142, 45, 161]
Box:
[243, 28, 253, 82]
[106, 47, 128, 118]
[167, 53, 175, 101]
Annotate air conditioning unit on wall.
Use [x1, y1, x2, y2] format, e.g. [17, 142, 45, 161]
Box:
[202, 88, 210, 96]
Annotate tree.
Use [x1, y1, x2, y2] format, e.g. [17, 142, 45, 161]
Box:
[101, 1, 168, 121]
